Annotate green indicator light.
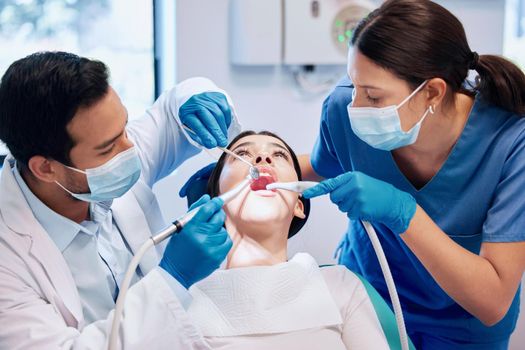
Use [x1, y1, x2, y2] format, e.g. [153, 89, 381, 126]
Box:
[338, 34, 345, 42]
[345, 30, 353, 37]
[335, 20, 343, 27]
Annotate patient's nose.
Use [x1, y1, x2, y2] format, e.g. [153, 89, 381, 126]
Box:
[255, 156, 272, 164]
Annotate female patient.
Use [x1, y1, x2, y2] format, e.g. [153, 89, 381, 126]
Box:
[186, 131, 389, 349]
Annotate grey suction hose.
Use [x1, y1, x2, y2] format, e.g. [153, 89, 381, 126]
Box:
[361, 220, 409, 350]
[108, 178, 251, 350]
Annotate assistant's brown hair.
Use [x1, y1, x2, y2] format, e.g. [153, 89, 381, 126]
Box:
[351, 0, 525, 115]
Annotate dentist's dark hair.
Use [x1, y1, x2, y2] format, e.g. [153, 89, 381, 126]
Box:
[351, 0, 525, 115]
[0, 51, 109, 166]
[206, 130, 310, 238]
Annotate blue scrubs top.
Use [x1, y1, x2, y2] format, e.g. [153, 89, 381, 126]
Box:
[311, 77, 525, 348]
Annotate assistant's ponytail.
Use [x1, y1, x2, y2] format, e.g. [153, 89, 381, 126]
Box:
[474, 55, 525, 115]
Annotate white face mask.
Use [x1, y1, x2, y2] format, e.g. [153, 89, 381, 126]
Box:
[347, 80, 432, 151]
[55, 147, 141, 202]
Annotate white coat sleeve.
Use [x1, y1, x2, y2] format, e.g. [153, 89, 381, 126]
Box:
[322, 266, 389, 350]
[0, 266, 209, 350]
[126, 77, 241, 188]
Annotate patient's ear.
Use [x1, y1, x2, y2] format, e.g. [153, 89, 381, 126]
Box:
[293, 198, 306, 219]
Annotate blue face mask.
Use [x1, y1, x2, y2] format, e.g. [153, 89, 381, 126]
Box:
[347, 80, 432, 151]
[55, 147, 141, 202]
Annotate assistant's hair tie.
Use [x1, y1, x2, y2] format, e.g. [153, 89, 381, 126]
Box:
[469, 51, 479, 70]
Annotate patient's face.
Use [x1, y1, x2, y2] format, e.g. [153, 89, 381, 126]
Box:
[218, 134, 305, 234]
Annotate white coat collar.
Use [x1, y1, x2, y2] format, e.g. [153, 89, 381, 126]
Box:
[0, 157, 83, 325]
[188, 253, 343, 336]
[0, 157, 160, 325]
[110, 186, 159, 274]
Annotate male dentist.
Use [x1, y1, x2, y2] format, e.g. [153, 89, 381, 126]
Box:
[0, 51, 238, 349]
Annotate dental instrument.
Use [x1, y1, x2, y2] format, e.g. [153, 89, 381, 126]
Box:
[267, 181, 410, 350]
[181, 125, 260, 180]
[152, 176, 251, 244]
[109, 177, 252, 350]
[217, 146, 260, 180]
[266, 181, 319, 193]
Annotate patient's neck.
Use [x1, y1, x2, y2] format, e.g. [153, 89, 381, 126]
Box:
[225, 219, 289, 269]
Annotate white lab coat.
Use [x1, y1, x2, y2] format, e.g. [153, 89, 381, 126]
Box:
[0, 77, 240, 350]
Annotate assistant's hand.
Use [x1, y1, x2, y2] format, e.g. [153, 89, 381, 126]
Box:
[303, 171, 417, 234]
[160, 195, 232, 288]
[179, 92, 232, 148]
[179, 162, 216, 207]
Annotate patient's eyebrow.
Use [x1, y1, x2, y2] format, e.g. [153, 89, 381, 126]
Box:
[231, 142, 254, 151]
[269, 142, 290, 153]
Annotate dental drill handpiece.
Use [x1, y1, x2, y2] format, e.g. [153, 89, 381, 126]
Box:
[151, 176, 252, 245]
[109, 175, 253, 350]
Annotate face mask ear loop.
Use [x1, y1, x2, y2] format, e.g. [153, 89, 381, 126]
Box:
[64, 164, 87, 175]
[54, 180, 76, 196]
[420, 107, 432, 124]
[396, 80, 429, 110]
[405, 106, 432, 134]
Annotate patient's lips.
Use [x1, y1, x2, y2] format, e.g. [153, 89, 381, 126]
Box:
[250, 166, 277, 192]
[250, 176, 273, 191]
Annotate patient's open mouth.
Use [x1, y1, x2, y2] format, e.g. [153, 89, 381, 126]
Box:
[250, 166, 276, 191]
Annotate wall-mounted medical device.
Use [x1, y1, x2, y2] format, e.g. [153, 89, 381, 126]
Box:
[229, 0, 376, 66]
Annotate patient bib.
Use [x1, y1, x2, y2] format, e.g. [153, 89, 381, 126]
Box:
[188, 253, 342, 336]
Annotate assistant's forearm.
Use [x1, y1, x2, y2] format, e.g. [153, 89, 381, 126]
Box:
[298, 154, 324, 182]
[401, 206, 516, 326]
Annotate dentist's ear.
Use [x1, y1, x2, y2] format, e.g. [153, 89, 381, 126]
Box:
[27, 156, 60, 183]
[293, 197, 306, 219]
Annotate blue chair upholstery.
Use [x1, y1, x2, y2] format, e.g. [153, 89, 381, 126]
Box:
[354, 272, 416, 350]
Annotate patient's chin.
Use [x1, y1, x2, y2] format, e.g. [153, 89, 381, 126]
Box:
[240, 198, 289, 223]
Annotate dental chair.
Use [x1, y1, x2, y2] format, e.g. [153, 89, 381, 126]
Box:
[354, 273, 416, 350]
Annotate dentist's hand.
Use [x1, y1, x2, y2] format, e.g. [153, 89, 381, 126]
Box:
[160, 195, 232, 288]
[303, 171, 417, 234]
[179, 92, 232, 148]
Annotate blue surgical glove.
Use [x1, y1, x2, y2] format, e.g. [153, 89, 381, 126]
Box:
[179, 162, 217, 207]
[160, 195, 232, 288]
[179, 92, 232, 148]
[303, 171, 417, 234]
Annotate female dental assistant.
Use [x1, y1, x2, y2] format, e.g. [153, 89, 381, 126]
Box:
[301, 0, 525, 349]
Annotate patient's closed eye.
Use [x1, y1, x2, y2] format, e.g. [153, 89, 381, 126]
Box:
[273, 150, 289, 160]
[234, 148, 252, 158]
